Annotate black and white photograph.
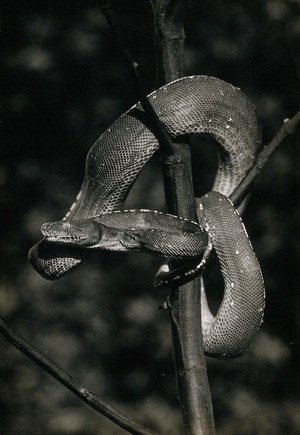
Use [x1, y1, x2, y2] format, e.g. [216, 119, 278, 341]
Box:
[2, 1, 300, 434]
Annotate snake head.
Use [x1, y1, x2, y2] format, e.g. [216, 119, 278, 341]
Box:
[41, 219, 101, 247]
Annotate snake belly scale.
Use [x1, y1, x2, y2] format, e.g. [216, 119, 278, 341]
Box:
[29, 75, 265, 357]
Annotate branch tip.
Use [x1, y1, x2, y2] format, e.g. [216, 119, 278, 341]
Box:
[230, 109, 300, 207]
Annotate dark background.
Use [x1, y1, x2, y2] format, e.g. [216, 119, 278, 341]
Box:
[1, 0, 300, 434]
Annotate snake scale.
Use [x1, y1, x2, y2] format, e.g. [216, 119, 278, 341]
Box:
[29, 75, 265, 357]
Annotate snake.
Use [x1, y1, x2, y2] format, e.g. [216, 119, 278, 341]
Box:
[29, 75, 265, 357]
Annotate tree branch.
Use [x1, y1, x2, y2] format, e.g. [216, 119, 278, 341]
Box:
[0, 317, 158, 435]
[149, 0, 188, 85]
[230, 111, 300, 207]
[100, 1, 215, 433]
[101, 1, 216, 433]
[149, 2, 216, 434]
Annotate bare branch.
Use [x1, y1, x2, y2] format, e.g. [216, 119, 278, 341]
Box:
[149, 0, 188, 84]
[149, 2, 215, 435]
[0, 317, 158, 435]
[230, 110, 300, 207]
[101, 2, 215, 433]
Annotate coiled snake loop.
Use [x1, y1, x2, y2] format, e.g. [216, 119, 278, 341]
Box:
[29, 76, 265, 357]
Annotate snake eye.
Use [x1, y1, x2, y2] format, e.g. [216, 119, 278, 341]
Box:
[62, 221, 71, 230]
[41, 223, 51, 234]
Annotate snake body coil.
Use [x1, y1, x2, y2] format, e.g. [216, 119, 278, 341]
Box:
[29, 75, 265, 357]
[40, 209, 208, 259]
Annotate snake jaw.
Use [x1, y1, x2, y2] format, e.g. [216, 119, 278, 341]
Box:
[43, 234, 89, 244]
[41, 220, 101, 247]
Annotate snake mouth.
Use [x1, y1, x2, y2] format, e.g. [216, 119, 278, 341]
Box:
[40, 220, 101, 246]
[43, 234, 88, 245]
[41, 221, 89, 244]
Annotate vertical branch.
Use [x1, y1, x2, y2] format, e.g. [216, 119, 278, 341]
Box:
[102, 1, 215, 432]
[149, 1, 215, 434]
[150, 0, 187, 85]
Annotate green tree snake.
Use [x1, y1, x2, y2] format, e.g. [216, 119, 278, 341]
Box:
[29, 75, 265, 357]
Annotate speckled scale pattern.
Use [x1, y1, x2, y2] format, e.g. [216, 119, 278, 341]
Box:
[29, 75, 260, 281]
[197, 192, 265, 356]
[29, 241, 83, 280]
[91, 209, 208, 258]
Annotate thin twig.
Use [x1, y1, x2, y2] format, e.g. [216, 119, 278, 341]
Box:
[100, 0, 175, 158]
[0, 317, 158, 435]
[230, 110, 300, 206]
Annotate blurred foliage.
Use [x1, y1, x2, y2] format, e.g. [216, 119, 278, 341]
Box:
[1, 0, 300, 434]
